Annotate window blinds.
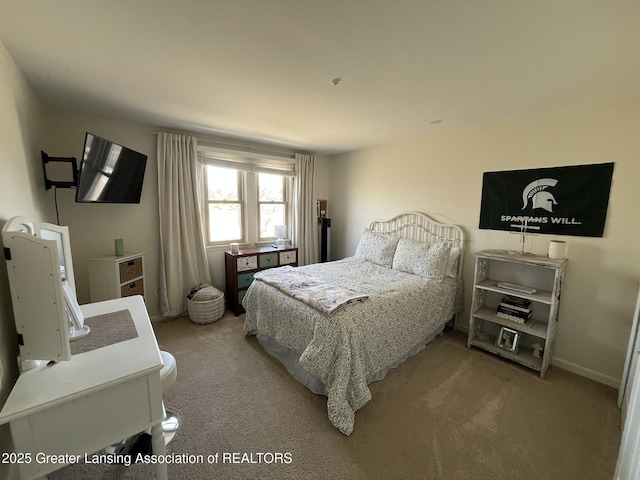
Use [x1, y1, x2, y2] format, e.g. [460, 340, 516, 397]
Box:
[198, 145, 296, 176]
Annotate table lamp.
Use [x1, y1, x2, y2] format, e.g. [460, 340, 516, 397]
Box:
[274, 225, 286, 248]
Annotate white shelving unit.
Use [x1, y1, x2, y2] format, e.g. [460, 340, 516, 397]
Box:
[467, 249, 567, 378]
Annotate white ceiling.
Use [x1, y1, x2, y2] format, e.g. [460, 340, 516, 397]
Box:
[1, 1, 639, 154]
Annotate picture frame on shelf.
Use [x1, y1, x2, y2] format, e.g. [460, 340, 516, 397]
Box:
[496, 326, 520, 353]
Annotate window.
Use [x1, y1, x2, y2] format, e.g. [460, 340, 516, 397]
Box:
[258, 173, 287, 242]
[205, 165, 244, 244]
[202, 154, 294, 247]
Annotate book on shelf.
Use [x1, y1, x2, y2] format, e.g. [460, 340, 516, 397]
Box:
[497, 304, 532, 318]
[496, 304, 532, 323]
[501, 295, 532, 307]
[499, 301, 532, 314]
[500, 295, 532, 313]
[496, 312, 531, 324]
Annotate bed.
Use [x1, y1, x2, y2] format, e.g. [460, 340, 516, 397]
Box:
[242, 212, 465, 435]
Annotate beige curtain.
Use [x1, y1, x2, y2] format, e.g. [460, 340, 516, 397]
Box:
[293, 153, 318, 265]
[157, 132, 212, 317]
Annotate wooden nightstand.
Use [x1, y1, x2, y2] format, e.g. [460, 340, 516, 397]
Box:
[225, 246, 298, 315]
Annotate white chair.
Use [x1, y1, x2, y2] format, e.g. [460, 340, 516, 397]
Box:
[160, 351, 179, 434]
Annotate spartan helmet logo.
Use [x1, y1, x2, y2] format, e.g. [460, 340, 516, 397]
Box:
[521, 178, 558, 212]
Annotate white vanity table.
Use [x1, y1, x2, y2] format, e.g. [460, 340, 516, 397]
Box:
[0, 295, 167, 480]
[0, 216, 167, 479]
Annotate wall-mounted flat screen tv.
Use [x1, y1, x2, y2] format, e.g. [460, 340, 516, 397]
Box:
[75, 133, 147, 203]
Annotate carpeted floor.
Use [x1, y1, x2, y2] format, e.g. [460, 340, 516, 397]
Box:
[52, 310, 621, 479]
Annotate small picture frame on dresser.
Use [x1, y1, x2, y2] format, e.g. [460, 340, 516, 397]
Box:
[496, 326, 520, 353]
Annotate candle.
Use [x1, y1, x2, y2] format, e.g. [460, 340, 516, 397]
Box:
[548, 240, 566, 259]
[115, 238, 124, 256]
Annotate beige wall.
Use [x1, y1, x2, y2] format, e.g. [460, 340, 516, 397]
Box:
[330, 99, 640, 387]
[0, 41, 48, 468]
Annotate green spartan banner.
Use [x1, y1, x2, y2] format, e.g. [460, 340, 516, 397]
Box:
[479, 163, 614, 237]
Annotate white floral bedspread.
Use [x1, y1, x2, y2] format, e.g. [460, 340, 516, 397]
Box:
[253, 265, 368, 315]
[243, 257, 462, 435]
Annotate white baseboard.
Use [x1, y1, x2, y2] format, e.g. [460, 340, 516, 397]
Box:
[150, 314, 167, 324]
[551, 356, 620, 389]
[456, 325, 620, 389]
[150, 312, 188, 324]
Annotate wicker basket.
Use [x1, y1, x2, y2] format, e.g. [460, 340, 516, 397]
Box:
[187, 292, 225, 324]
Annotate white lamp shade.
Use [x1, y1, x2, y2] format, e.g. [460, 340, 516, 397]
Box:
[274, 225, 287, 238]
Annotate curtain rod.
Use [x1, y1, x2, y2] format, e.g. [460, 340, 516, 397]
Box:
[151, 131, 300, 159]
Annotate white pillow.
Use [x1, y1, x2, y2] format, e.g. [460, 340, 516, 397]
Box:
[354, 229, 399, 268]
[446, 247, 461, 278]
[392, 239, 452, 281]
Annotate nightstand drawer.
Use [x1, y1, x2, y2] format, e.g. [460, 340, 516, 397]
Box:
[121, 279, 144, 298]
[238, 272, 255, 288]
[237, 256, 257, 272]
[279, 250, 297, 265]
[119, 257, 143, 283]
[259, 253, 278, 268]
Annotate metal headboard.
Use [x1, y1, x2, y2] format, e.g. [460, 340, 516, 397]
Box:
[369, 211, 466, 276]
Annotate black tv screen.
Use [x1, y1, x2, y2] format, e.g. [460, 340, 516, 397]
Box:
[75, 133, 147, 203]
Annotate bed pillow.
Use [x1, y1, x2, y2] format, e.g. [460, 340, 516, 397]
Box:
[446, 247, 462, 278]
[354, 229, 400, 268]
[392, 239, 452, 281]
